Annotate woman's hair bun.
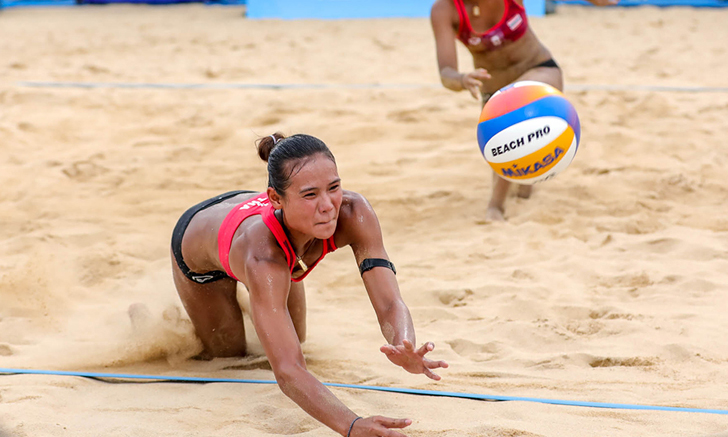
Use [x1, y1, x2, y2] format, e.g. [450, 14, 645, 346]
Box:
[256, 132, 286, 162]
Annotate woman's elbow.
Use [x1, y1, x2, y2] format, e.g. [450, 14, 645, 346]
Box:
[439, 75, 449, 89]
[273, 362, 306, 393]
[439, 72, 460, 92]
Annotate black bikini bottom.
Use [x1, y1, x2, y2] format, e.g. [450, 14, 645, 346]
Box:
[481, 58, 561, 105]
[533, 58, 560, 69]
[171, 190, 255, 284]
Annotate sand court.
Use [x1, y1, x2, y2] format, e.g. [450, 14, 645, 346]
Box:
[1, 4, 727, 436]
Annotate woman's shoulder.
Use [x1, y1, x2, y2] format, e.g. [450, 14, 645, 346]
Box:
[431, 0, 454, 12]
[234, 211, 286, 264]
[333, 190, 381, 247]
[340, 190, 373, 216]
[431, 0, 456, 19]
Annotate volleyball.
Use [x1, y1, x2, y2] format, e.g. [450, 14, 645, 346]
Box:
[476, 81, 581, 185]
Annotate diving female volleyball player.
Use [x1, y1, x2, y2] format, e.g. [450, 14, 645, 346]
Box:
[171, 133, 447, 437]
[431, 0, 617, 221]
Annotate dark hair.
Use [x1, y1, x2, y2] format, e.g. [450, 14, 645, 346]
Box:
[256, 132, 336, 195]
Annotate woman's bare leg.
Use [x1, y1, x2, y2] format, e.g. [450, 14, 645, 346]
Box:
[172, 258, 246, 358]
[502, 65, 564, 204]
[486, 172, 510, 221]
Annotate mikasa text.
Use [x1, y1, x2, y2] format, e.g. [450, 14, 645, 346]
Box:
[491, 125, 551, 157]
[501, 146, 564, 178]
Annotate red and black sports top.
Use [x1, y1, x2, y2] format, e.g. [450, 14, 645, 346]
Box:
[453, 0, 528, 50]
[217, 194, 337, 283]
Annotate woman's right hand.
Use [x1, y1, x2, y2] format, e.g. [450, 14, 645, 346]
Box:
[349, 416, 412, 437]
[461, 68, 492, 99]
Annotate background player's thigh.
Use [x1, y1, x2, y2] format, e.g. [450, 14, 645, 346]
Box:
[517, 65, 564, 92]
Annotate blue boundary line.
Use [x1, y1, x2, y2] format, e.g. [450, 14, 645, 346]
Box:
[1, 367, 727, 415]
[14, 81, 728, 93]
[15, 81, 433, 90]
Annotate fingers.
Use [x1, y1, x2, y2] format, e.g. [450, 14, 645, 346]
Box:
[385, 341, 448, 364]
[383, 428, 409, 437]
[461, 74, 484, 99]
[425, 358, 449, 369]
[416, 341, 434, 357]
[423, 368, 441, 381]
[467, 80, 483, 99]
[375, 417, 412, 429]
[402, 340, 437, 357]
[422, 346, 448, 380]
[380, 345, 402, 359]
[472, 68, 492, 80]
[461, 69, 489, 99]
[360, 416, 412, 437]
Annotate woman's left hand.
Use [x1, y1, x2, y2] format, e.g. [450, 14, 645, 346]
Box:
[380, 339, 449, 380]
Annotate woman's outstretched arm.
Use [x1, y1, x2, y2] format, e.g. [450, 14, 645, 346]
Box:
[243, 253, 413, 436]
[345, 194, 449, 381]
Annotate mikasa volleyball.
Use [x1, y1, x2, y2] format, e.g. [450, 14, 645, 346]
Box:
[477, 81, 581, 185]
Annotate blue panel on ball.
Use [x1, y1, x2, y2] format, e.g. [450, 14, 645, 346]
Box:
[477, 95, 580, 156]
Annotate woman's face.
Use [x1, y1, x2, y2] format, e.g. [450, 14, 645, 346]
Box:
[273, 153, 342, 240]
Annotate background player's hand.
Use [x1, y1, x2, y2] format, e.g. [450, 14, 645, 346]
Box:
[461, 68, 491, 99]
[587, 0, 619, 5]
[350, 416, 412, 437]
[380, 339, 449, 380]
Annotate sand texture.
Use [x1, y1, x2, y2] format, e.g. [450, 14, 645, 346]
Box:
[1, 5, 727, 436]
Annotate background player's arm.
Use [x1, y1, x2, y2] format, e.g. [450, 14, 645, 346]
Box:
[430, 0, 491, 98]
[431, 0, 466, 92]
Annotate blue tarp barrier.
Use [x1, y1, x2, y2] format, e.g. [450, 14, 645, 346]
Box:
[243, 0, 726, 19]
[78, 0, 197, 4]
[245, 0, 544, 18]
[2, 0, 76, 7]
[246, 0, 434, 19]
